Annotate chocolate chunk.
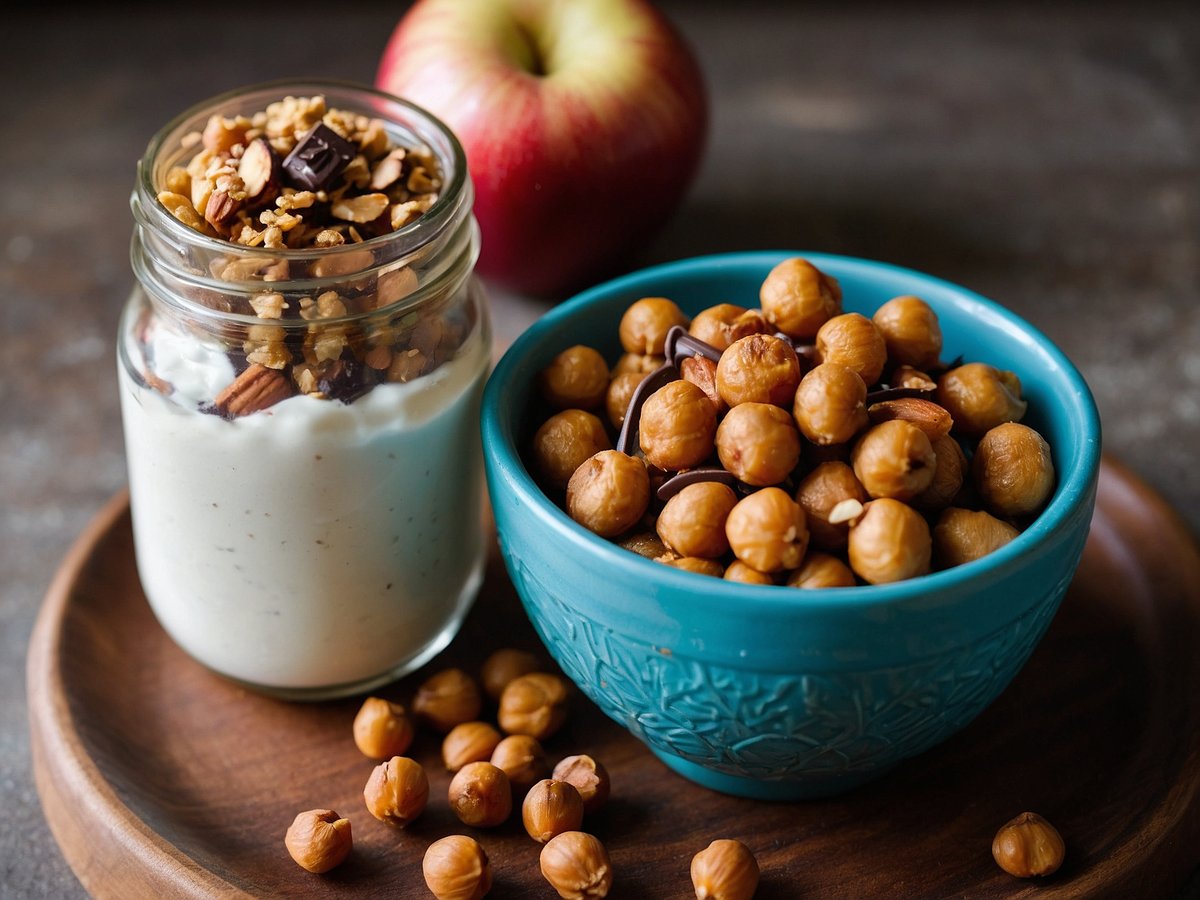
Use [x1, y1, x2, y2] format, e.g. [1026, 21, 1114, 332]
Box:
[317, 357, 380, 405]
[664, 325, 721, 366]
[656, 467, 740, 502]
[865, 384, 937, 405]
[282, 124, 355, 192]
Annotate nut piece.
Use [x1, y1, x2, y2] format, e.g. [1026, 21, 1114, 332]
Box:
[413, 668, 483, 733]
[212, 363, 294, 418]
[540, 831, 613, 899]
[448, 761, 513, 828]
[423, 834, 493, 900]
[499, 673, 571, 740]
[691, 839, 760, 900]
[443, 721, 504, 771]
[551, 755, 611, 814]
[992, 811, 1065, 878]
[284, 809, 352, 874]
[237, 137, 281, 207]
[523, 778, 585, 843]
[482, 648, 542, 701]
[363, 756, 429, 826]
[352, 697, 414, 760]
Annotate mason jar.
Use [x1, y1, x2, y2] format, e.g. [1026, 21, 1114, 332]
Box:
[118, 81, 491, 699]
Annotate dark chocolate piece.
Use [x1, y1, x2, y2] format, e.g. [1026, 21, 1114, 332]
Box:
[317, 357, 379, 405]
[282, 123, 356, 192]
[865, 384, 937, 404]
[614, 362, 678, 456]
[656, 466, 740, 502]
[664, 325, 721, 366]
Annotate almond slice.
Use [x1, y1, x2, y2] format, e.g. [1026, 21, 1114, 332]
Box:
[331, 192, 390, 224]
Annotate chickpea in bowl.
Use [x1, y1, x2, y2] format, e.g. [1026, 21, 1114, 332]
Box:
[481, 251, 1101, 799]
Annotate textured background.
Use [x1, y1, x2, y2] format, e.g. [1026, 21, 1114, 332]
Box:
[3, 2, 1198, 896]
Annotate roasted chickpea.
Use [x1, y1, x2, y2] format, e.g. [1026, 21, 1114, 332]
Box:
[794, 461, 868, 551]
[723, 560, 775, 585]
[656, 481, 738, 558]
[911, 434, 967, 511]
[442, 721, 504, 771]
[792, 363, 869, 446]
[363, 756, 429, 826]
[691, 839, 760, 900]
[481, 648, 542, 701]
[285, 809, 352, 874]
[523, 779, 585, 843]
[499, 672, 570, 740]
[552, 755, 611, 815]
[352, 697, 414, 760]
[972, 422, 1055, 517]
[851, 420, 937, 501]
[540, 832, 613, 900]
[688, 303, 770, 351]
[871, 295, 942, 370]
[605, 371, 644, 430]
[847, 498, 931, 584]
[659, 556, 726, 577]
[612, 352, 664, 377]
[891, 364, 937, 391]
[716, 334, 801, 407]
[815, 313, 888, 386]
[785, 551, 857, 589]
[992, 812, 1065, 878]
[759, 256, 842, 339]
[933, 507, 1020, 567]
[490, 734, 550, 792]
[539, 345, 610, 410]
[716, 402, 802, 487]
[725, 487, 809, 573]
[413, 668, 483, 733]
[619, 296, 689, 355]
[566, 450, 650, 537]
[638, 380, 717, 471]
[616, 530, 670, 559]
[422, 835, 492, 900]
[533, 409, 611, 490]
[936, 362, 1027, 437]
[448, 761, 512, 828]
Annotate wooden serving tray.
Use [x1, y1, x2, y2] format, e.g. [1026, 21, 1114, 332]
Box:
[27, 458, 1200, 898]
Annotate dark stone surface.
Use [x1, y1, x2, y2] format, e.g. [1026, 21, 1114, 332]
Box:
[2, 3, 1197, 896]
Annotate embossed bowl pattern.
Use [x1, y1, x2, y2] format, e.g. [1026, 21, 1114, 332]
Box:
[481, 251, 1101, 799]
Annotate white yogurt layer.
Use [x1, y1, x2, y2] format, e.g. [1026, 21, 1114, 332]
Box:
[119, 312, 490, 691]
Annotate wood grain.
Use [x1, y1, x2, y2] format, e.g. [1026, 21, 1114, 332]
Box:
[27, 459, 1200, 898]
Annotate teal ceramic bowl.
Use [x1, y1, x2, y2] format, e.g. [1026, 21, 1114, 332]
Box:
[481, 251, 1101, 800]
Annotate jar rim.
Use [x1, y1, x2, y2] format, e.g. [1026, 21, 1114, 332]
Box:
[135, 78, 469, 262]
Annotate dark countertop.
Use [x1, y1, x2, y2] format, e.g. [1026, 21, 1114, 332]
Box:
[3, 3, 1198, 897]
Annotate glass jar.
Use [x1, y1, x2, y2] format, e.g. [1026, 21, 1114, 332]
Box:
[118, 81, 491, 699]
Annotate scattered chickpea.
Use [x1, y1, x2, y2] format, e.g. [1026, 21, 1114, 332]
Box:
[566, 450, 651, 538]
[936, 362, 1027, 437]
[847, 498, 931, 584]
[689, 303, 769, 351]
[911, 434, 968, 511]
[785, 551, 857, 589]
[540, 831, 613, 900]
[934, 507, 1020, 567]
[605, 371, 644, 430]
[793, 362, 869, 446]
[363, 756, 428, 826]
[992, 811, 1065, 878]
[538, 345, 610, 411]
[499, 672, 571, 740]
[551, 755, 611, 814]
[481, 647, 542, 701]
[851, 419, 937, 501]
[490, 733, 550, 792]
[690, 839, 759, 900]
[871, 294, 942, 370]
[352, 696, 413, 760]
[639, 380, 718, 471]
[448, 761, 512, 828]
[523, 778, 586, 843]
[284, 809, 352, 874]
[413, 668, 483, 733]
[423, 834, 493, 900]
[442, 721, 504, 771]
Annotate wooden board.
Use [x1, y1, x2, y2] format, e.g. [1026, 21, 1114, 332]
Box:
[27, 458, 1200, 898]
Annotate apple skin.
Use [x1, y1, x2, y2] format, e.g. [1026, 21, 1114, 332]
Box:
[377, 0, 708, 298]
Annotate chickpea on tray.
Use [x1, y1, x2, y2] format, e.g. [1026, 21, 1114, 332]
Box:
[527, 256, 1056, 587]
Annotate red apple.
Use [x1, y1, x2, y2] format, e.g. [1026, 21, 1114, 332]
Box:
[377, 0, 708, 298]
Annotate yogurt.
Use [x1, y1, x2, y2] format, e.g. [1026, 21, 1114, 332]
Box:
[118, 298, 490, 694]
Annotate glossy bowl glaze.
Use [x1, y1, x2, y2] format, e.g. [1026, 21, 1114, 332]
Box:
[481, 251, 1101, 799]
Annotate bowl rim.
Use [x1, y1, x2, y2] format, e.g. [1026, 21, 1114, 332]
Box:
[482, 249, 1102, 613]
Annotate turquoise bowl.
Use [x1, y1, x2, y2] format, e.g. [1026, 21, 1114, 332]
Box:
[481, 251, 1101, 800]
